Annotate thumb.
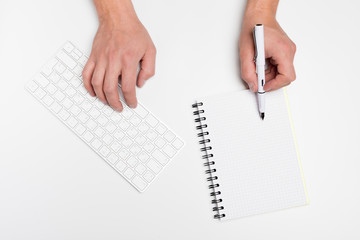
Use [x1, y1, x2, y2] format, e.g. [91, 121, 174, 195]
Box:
[240, 51, 257, 92]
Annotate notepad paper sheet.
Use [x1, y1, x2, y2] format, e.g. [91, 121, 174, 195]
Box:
[199, 89, 308, 220]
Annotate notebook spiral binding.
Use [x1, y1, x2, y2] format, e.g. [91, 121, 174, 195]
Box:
[192, 102, 225, 219]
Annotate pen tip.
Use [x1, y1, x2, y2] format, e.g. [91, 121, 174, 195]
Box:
[260, 113, 265, 120]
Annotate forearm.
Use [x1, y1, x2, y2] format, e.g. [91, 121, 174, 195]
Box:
[245, 0, 279, 19]
[93, 0, 138, 27]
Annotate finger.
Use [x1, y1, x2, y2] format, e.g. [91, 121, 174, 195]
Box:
[91, 65, 107, 104]
[264, 64, 295, 91]
[265, 64, 276, 81]
[104, 64, 123, 112]
[240, 50, 257, 92]
[137, 47, 156, 88]
[121, 63, 138, 108]
[82, 55, 96, 96]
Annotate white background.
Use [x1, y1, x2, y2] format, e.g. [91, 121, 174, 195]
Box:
[1, 0, 360, 239]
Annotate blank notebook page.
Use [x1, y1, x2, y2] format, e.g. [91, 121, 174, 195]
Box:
[198, 89, 308, 220]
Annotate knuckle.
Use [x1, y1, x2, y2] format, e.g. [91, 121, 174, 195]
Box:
[104, 84, 116, 94]
[91, 79, 102, 89]
[122, 51, 136, 64]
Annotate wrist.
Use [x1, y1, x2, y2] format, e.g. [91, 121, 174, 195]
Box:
[244, 0, 278, 23]
[94, 0, 139, 29]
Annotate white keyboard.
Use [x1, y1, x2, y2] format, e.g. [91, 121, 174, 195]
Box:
[25, 41, 184, 192]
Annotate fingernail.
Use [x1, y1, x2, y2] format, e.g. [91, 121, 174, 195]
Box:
[129, 104, 137, 109]
[248, 83, 254, 92]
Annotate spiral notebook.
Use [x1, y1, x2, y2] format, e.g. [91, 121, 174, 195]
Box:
[192, 88, 308, 220]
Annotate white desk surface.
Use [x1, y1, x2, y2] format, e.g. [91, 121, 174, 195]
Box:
[1, 0, 360, 239]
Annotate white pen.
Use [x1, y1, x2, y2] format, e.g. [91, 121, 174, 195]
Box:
[253, 24, 266, 120]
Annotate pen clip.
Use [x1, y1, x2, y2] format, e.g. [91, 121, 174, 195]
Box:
[253, 27, 257, 63]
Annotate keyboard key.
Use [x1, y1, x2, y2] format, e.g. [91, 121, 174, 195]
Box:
[91, 139, 102, 150]
[143, 142, 155, 153]
[65, 86, 76, 97]
[138, 122, 149, 133]
[73, 65, 83, 77]
[97, 115, 108, 126]
[70, 51, 80, 60]
[75, 124, 86, 135]
[34, 74, 49, 87]
[70, 105, 81, 116]
[73, 94, 84, 104]
[89, 108, 100, 119]
[42, 58, 58, 76]
[95, 100, 105, 110]
[121, 137, 133, 148]
[143, 171, 155, 182]
[94, 127, 105, 137]
[80, 100, 92, 112]
[127, 128, 138, 138]
[78, 55, 88, 66]
[118, 149, 130, 159]
[67, 116, 78, 128]
[132, 176, 147, 191]
[147, 159, 162, 174]
[155, 123, 167, 135]
[163, 144, 176, 158]
[59, 109, 70, 120]
[63, 42, 74, 53]
[46, 83, 57, 95]
[172, 138, 184, 150]
[164, 130, 176, 142]
[114, 130, 125, 140]
[105, 122, 116, 133]
[73, 48, 83, 58]
[127, 156, 138, 168]
[70, 77, 82, 88]
[78, 112, 89, 123]
[83, 131, 94, 142]
[57, 78, 68, 90]
[111, 142, 121, 152]
[119, 121, 130, 131]
[115, 161, 127, 172]
[26, 81, 38, 92]
[135, 135, 147, 145]
[50, 101, 62, 113]
[129, 115, 141, 126]
[110, 113, 122, 123]
[152, 149, 168, 165]
[135, 164, 146, 174]
[57, 50, 76, 69]
[137, 152, 149, 163]
[122, 108, 133, 119]
[145, 114, 159, 127]
[146, 129, 158, 141]
[43, 95, 54, 106]
[54, 62, 66, 73]
[133, 104, 148, 118]
[63, 69, 74, 81]
[86, 93, 96, 102]
[85, 119, 97, 130]
[62, 97, 73, 109]
[103, 134, 113, 145]
[99, 146, 110, 157]
[130, 145, 141, 155]
[102, 106, 113, 116]
[34, 88, 46, 99]
[54, 91, 65, 102]
[155, 138, 166, 148]
[124, 168, 135, 179]
[49, 72, 61, 83]
[107, 153, 118, 165]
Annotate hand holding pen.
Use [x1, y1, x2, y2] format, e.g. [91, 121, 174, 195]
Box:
[239, 1, 297, 94]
